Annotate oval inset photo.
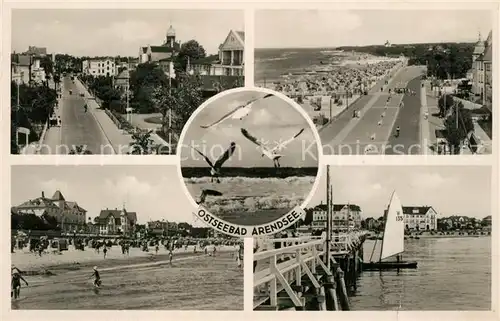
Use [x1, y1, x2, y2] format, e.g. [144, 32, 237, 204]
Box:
[178, 88, 322, 237]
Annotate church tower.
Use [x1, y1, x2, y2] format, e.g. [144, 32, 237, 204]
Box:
[165, 25, 176, 47]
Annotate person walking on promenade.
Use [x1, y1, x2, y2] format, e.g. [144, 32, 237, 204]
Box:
[395, 126, 401, 138]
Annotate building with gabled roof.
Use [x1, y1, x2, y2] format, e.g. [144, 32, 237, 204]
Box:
[82, 57, 116, 77]
[311, 202, 362, 231]
[139, 25, 181, 64]
[12, 190, 87, 232]
[215, 29, 244, 76]
[401, 205, 438, 231]
[94, 206, 138, 236]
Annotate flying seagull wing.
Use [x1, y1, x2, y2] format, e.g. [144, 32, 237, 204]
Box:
[200, 94, 274, 128]
[203, 189, 223, 197]
[190, 146, 214, 168]
[200, 107, 244, 129]
[214, 142, 237, 169]
[238, 93, 274, 109]
[241, 128, 267, 149]
[274, 128, 305, 151]
[198, 189, 223, 204]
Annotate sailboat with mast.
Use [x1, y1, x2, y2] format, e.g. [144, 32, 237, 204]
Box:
[363, 191, 418, 270]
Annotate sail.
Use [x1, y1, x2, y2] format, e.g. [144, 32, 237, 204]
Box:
[380, 191, 405, 261]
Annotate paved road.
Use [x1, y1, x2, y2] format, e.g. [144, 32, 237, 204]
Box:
[56, 77, 112, 154]
[385, 76, 423, 155]
[320, 66, 425, 155]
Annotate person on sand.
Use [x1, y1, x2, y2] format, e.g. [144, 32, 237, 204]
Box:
[212, 245, 217, 257]
[11, 270, 28, 299]
[90, 266, 101, 288]
[169, 249, 173, 265]
[155, 244, 159, 255]
[103, 246, 108, 259]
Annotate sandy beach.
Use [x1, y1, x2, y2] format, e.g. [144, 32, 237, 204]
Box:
[11, 245, 243, 310]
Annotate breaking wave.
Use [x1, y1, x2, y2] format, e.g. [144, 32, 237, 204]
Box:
[204, 194, 304, 214]
[185, 176, 316, 214]
[185, 176, 316, 185]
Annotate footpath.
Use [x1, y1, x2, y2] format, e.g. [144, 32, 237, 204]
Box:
[75, 78, 171, 154]
[20, 80, 62, 155]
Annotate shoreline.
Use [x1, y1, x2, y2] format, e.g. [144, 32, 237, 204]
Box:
[13, 246, 238, 275]
[408, 234, 491, 239]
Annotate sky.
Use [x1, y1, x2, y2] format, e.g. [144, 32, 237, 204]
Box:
[11, 165, 204, 226]
[308, 166, 492, 219]
[180, 91, 319, 168]
[256, 10, 493, 48]
[11, 9, 243, 56]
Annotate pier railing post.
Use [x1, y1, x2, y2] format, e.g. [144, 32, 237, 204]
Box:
[312, 246, 317, 273]
[296, 249, 302, 287]
[269, 253, 278, 307]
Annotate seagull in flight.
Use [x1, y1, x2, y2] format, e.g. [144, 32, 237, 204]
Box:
[241, 128, 305, 168]
[196, 189, 223, 205]
[190, 142, 236, 183]
[200, 94, 274, 129]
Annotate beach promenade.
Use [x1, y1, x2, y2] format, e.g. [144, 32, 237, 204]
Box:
[320, 66, 425, 155]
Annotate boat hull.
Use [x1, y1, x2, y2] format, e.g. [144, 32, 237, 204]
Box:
[362, 261, 418, 270]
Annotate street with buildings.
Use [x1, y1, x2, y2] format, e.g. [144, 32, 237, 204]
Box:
[11, 11, 245, 155]
[255, 10, 493, 155]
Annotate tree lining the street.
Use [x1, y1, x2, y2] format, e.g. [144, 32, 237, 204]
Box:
[443, 101, 474, 155]
[11, 81, 58, 153]
[438, 94, 455, 117]
[80, 74, 123, 111]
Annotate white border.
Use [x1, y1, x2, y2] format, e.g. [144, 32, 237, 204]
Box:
[1, 2, 498, 320]
[176, 87, 324, 237]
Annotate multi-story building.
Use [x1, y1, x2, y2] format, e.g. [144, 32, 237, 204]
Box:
[364, 217, 380, 230]
[483, 31, 493, 110]
[139, 25, 180, 64]
[147, 220, 178, 236]
[311, 203, 362, 230]
[11, 54, 31, 84]
[82, 58, 116, 77]
[190, 30, 245, 77]
[12, 190, 87, 232]
[26, 46, 47, 56]
[471, 32, 487, 99]
[94, 207, 137, 236]
[401, 206, 438, 231]
[214, 30, 244, 76]
[30, 56, 47, 84]
[11, 54, 47, 85]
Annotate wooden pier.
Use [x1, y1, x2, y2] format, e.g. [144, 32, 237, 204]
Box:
[253, 231, 368, 311]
